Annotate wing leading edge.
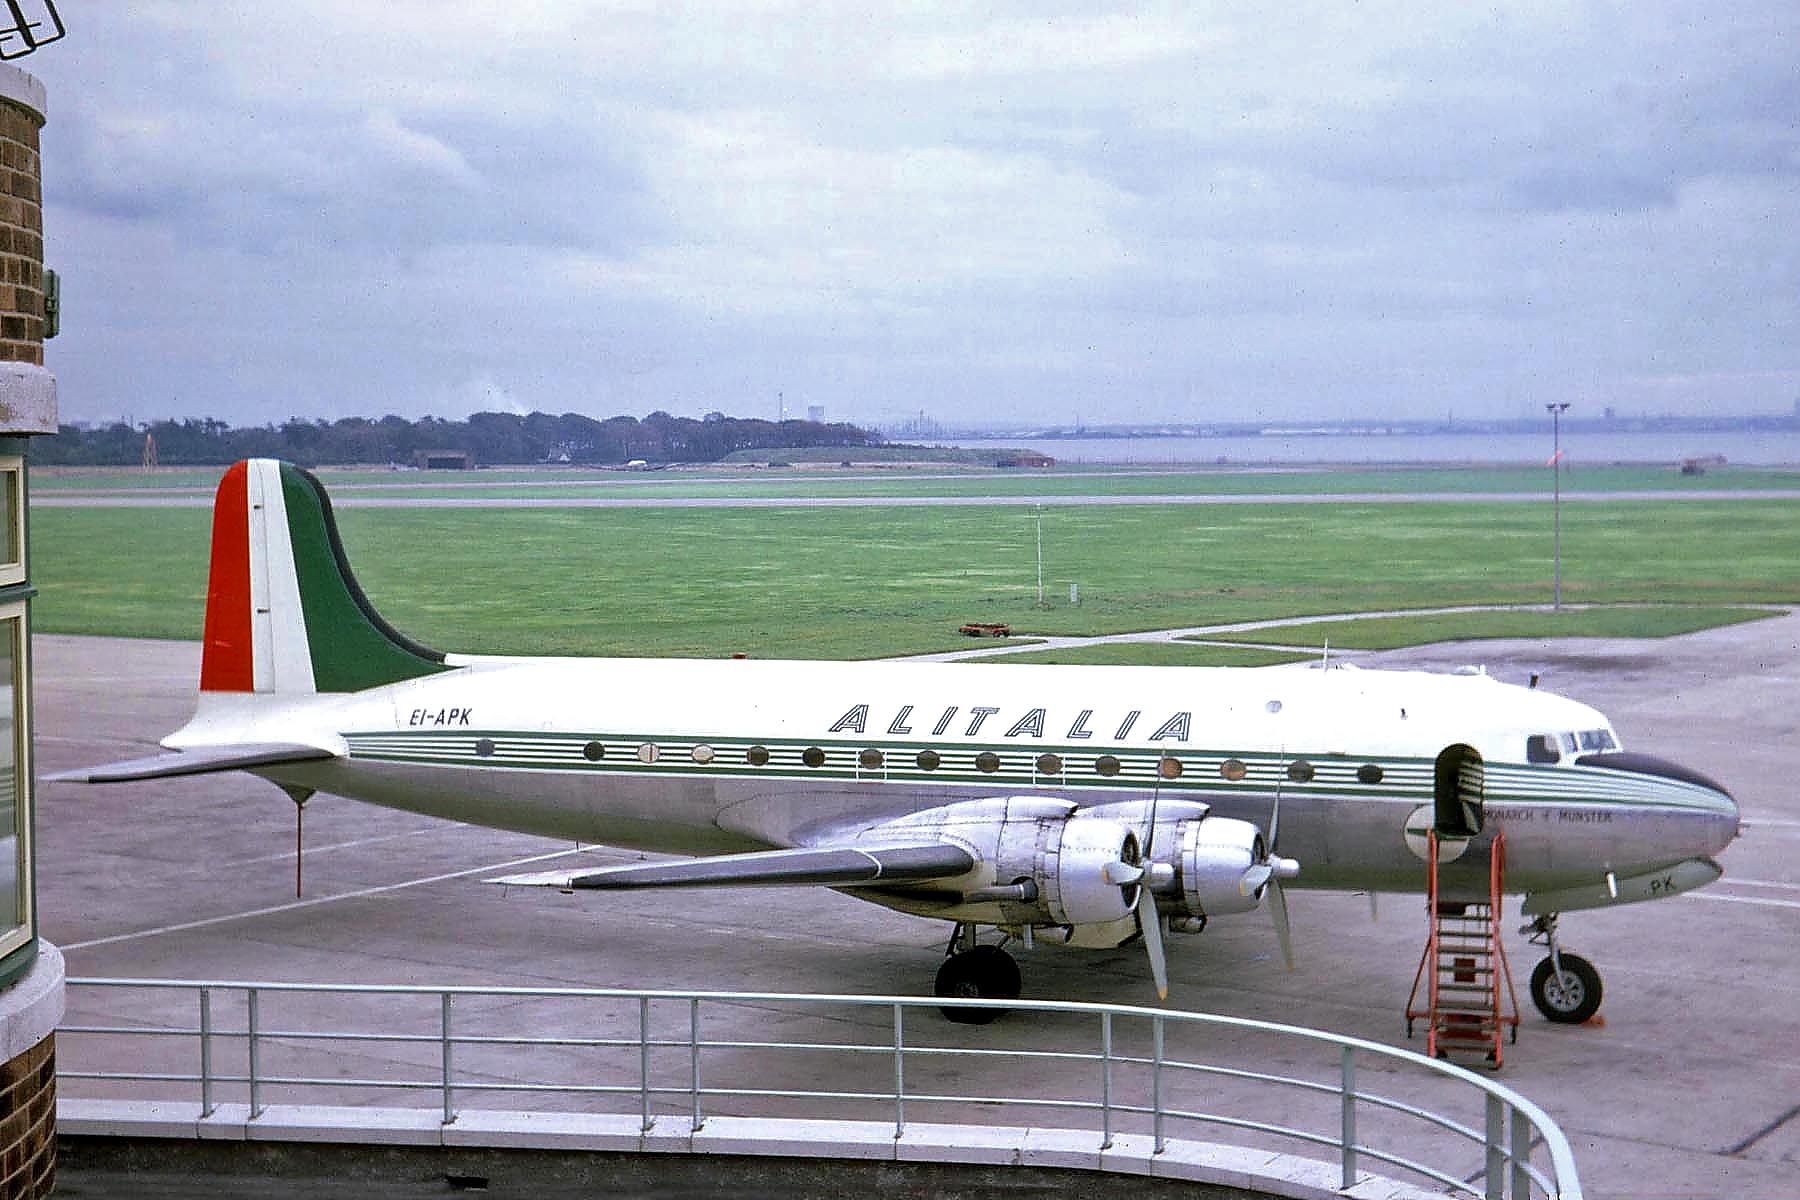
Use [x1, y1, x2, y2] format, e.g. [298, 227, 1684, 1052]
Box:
[488, 844, 977, 891]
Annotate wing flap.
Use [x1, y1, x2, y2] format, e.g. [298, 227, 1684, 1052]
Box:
[50, 743, 338, 784]
[488, 843, 976, 891]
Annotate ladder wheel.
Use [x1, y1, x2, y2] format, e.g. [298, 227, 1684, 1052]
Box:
[1530, 953, 1603, 1024]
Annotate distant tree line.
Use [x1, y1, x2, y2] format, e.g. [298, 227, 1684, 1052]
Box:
[34, 410, 882, 467]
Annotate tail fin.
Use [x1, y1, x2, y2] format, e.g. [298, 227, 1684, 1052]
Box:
[200, 459, 449, 694]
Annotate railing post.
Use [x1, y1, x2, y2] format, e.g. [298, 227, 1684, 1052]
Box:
[893, 1003, 906, 1139]
[199, 987, 214, 1118]
[1340, 1046, 1358, 1189]
[1510, 1106, 1533, 1199]
[1486, 1093, 1505, 1200]
[638, 996, 653, 1133]
[440, 992, 456, 1125]
[247, 987, 262, 1119]
[1100, 1011, 1114, 1150]
[1152, 1015, 1165, 1154]
[689, 998, 704, 1132]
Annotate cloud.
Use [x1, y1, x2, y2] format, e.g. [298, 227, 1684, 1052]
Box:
[26, 2, 1800, 428]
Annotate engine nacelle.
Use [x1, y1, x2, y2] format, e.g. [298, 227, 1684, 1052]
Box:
[1177, 815, 1267, 918]
[856, 797, 1141, 927]
[1078, 801, 1271, 920]
[1023, 813, 1140, 927]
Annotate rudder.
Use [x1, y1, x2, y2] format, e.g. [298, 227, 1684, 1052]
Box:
[200, 459, 449, 694]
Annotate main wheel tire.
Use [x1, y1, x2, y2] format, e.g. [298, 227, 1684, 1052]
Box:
[1530, 953, 1603, 1024]
[935, 945, 1022, 1024]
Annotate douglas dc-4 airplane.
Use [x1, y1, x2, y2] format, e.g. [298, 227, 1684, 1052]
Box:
[65, 460, 1739, 1025]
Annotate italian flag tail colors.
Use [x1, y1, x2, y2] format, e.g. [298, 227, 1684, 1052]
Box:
[199, 459, 449, 695]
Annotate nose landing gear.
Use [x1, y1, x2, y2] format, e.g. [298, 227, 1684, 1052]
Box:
[1524, 914, 1605, 1025]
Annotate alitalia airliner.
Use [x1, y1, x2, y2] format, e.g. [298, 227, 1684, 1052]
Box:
[65, 460, 1739, 1026]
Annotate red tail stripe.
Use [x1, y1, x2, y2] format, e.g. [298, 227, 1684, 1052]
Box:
[199, 462, 256, 692]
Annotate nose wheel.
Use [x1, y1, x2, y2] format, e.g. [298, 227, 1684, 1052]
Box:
[935, 926, 1021, 1024]
[1525, 914, 1605, 1024]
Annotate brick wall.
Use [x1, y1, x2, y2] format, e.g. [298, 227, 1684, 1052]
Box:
[0, 98, 40, 368]
[0, 1037, 53, 1197]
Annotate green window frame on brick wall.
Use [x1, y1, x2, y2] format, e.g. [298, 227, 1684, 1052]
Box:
[0, 456, 21, 587]
[0, 602, 31, 962]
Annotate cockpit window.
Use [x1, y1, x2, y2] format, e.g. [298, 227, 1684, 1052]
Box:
[1560, 732, 1579, 753]
[1526, 735, 1561, 764]
[1578, 729, 1618, 752]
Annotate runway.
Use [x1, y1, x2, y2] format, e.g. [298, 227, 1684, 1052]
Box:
[33, 612, 1800, 1199]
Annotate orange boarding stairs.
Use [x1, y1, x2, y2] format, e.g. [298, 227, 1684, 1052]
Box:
[1406, 831, 1521, 1066]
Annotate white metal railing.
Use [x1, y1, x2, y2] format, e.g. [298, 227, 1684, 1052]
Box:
[59, 978, 1582, 1199]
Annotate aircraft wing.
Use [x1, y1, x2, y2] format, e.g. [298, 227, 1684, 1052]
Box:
[49, 743, 339, 784]
[488, 843, 976, 891]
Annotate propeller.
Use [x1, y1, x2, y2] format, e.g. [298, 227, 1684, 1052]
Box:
[1134, 758, 1176, 1000]
[1238, 774, 1301, 971]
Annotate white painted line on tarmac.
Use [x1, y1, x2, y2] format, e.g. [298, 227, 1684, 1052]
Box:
[214, 825, 467, 867]
[1719, 877, 1800, 892]
[60, 845, 597, 953]
[1687, 892, 1800, 911]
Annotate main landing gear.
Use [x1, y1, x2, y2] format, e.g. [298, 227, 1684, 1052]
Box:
[1524, 914, 1604, 1025]
[935, 923, 1021, 1024]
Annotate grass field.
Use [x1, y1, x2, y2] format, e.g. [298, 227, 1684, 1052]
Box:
[30, 486, 1800, 659]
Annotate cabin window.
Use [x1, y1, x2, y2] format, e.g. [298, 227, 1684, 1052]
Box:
[1526, 735, 1561, 764]
[637, 743, 659, 764]
[975, 751, 1001, 773]
[1287, 759, 1314, 783]
[582, 740, 606, 761]
[1036, 753, 1062, 775]
[916, 749, 940, 771]
[746, 745, 770, 766]
[801, 746, 826, 768]
[859, 748, 884, 769]
[1160, 756, 1184, 779]
[475, 738, 496, 758]
[1095, 754, 1121, 777]
[1265, 700, 1282, 714]
[691, 744, 715, 764]
[1219, 758, 1246, 781]
[1357, 763, 1384, 784]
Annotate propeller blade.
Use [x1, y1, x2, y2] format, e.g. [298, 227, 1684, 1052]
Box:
[1240, 863, 1273, 896]
[1268, 880, 1296, 971]
[1137, 886, 1169, 1000]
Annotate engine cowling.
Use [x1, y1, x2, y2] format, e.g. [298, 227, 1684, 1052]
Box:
[854, 797, 1142, 927]
[1176, 815, 1267, 918]
[1026, 814, 1141, 927]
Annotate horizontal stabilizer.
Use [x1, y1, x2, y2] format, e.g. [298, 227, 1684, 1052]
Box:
[488, 843, 976, 891]
[50, 743, 337, 784]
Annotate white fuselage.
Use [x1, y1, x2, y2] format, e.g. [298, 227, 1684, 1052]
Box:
[171, 655, 1739, 910]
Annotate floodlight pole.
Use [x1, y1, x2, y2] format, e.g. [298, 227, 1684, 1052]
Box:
[1035, 507, 1045, 607]
[1547, 403, 1571, 611]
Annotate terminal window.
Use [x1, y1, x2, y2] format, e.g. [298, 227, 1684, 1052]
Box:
[0, 605, 28, 958]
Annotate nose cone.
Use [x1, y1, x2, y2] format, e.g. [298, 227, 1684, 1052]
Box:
[1577, 751, 1739, 856]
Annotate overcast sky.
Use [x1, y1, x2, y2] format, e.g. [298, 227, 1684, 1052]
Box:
[26, 3, 1800, 430]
